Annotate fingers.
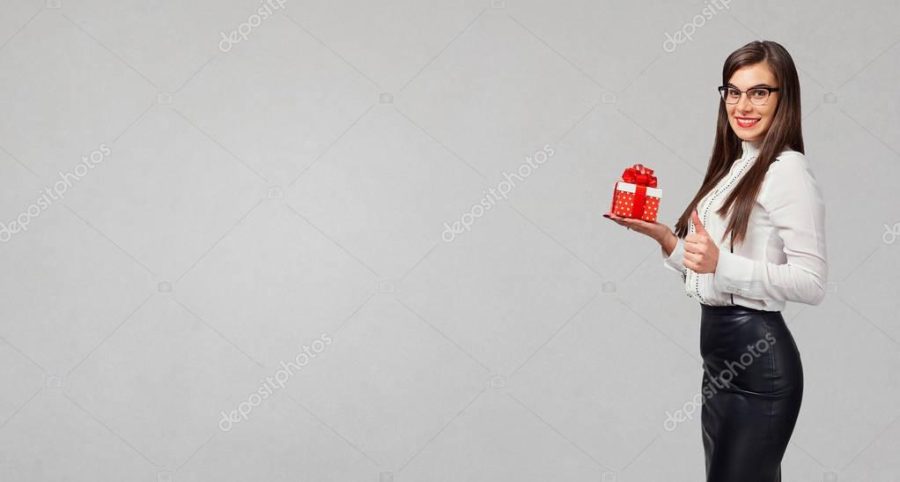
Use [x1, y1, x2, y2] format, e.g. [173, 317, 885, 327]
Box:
[683, 253, 705, 272]
[607, 214, 649, 227]
[684, 241, 707, 255]
[684, 234, 702, 249]
[619, 219, 646, 230]
[691, 210, 709, 235]
[685, 231, 711, 250]
[604, 214, 652, 234]
[605, 213, 631, 226]
[603, 214, 625, 225]
[683, 251, 701, 264]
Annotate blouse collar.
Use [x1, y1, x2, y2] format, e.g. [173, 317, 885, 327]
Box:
[741, 139, 761, 160]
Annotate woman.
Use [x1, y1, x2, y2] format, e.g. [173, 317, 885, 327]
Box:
[605, 40, 827, 481]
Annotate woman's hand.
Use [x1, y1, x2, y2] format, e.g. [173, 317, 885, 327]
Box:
[603, 211, 672, 244]
[683, 210, 719, 274]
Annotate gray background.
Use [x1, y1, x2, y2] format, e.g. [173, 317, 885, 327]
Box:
[1, 0, 898, 480]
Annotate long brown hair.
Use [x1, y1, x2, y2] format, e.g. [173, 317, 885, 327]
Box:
[673, 40, 804, 246]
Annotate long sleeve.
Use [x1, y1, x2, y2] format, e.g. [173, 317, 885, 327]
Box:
[713, 153, 828, 305]
[662, 237, 687, 275]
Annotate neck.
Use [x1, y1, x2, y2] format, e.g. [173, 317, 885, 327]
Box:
[742, 139, 760, 157]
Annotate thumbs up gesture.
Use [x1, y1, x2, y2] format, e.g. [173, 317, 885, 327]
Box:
[684, 210, 719, 274]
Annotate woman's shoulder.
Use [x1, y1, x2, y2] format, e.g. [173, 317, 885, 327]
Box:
[767, 148, 812, 175]
[773, 147, 806, 164]
[759, 148, 820, 204]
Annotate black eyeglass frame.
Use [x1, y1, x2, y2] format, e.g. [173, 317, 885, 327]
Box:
[717, 85, 781, 105]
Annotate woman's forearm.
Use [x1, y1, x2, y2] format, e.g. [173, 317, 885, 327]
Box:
[659, 230, 678, 257]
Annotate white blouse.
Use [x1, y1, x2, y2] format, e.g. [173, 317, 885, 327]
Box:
[661, 139, 828, 311]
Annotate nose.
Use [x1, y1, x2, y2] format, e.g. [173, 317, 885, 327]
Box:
[736, 92, 753, 112]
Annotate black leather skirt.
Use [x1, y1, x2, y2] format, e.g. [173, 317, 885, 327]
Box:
[699, 303, 804, 482]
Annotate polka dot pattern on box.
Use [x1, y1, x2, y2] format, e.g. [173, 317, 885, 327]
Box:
[612, 191, 660, 222]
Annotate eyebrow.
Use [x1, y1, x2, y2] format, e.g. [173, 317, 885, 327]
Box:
[727, 83, 776, 89]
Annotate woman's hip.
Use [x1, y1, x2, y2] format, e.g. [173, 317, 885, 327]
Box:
[699, 303, 803, 397]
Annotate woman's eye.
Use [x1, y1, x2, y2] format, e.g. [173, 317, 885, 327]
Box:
[727, 89, 741, 98]
[749, 89, 767, 98]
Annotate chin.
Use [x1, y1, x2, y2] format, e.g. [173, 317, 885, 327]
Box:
[730, 124, 766, 142]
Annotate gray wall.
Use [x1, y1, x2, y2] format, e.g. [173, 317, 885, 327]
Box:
[1, 0, 898, 480]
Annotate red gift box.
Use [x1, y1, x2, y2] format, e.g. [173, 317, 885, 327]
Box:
[608, 164, 662, 222]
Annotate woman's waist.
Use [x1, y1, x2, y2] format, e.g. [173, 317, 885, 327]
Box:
[700, 302, 780, 317]
[700, 303, 793, 356]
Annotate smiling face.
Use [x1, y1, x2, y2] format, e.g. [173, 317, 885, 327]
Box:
[725, 62, 780, 143]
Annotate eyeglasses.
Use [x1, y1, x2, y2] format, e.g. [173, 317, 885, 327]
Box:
[718, 85, 780, 105]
